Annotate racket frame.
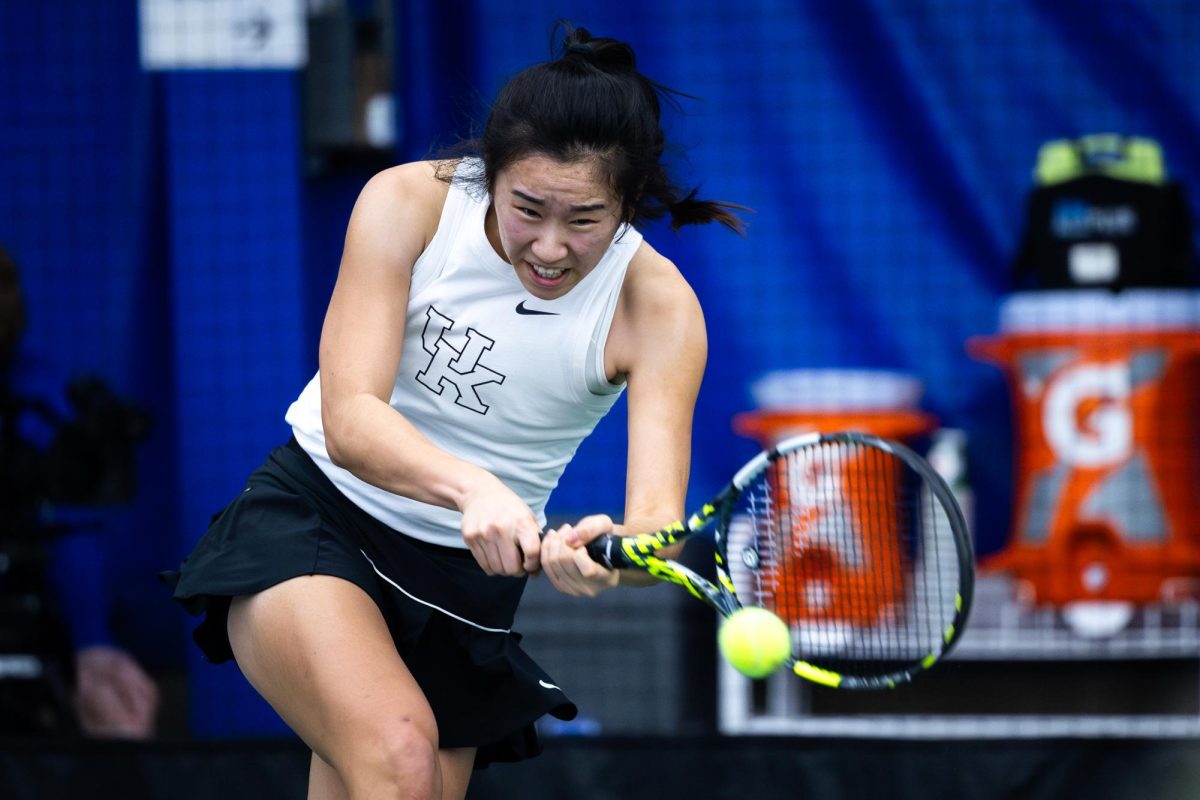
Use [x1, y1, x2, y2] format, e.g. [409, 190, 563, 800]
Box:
[584, 431, 974, 690]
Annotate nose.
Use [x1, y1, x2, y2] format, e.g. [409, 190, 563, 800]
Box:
[530, 228, 568, 264]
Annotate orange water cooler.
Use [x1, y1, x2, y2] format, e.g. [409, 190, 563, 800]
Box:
[970, 290, 1200, 605]
[732, 370, 938, 628]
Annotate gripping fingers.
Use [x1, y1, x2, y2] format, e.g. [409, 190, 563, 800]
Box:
[543, 530, 588, 596]
[466, 539, 495, 576]
[517, 527, 542, 574]
[542, 526, 618, 597]
[465, 522, 540, 577]
[571, 544, 618, 595]
[467, 535, 509, 576]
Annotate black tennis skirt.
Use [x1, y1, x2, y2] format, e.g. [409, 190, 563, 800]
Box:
[163, 437, 577, 768]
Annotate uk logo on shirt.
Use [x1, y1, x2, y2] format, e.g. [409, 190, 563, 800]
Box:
[415, 306, 506, 414]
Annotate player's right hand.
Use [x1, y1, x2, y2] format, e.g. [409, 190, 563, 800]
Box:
[459, 474, 542, 577]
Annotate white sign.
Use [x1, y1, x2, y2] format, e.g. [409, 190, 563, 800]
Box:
[140, 0, 307, 70]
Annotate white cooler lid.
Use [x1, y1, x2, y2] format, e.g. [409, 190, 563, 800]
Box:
[999, 290, 1200, 332]
[749, 369, 924, 411]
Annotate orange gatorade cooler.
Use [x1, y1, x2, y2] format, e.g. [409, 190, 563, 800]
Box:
[970, 290, 1200, 605]
[732, 370, 937, 630]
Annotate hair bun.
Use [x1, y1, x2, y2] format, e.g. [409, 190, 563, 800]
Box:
[559, 23, 635, 69]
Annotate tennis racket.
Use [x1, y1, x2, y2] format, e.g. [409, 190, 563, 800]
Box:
[581, 430, 974, 689]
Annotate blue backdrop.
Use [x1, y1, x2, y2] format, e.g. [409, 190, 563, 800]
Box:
[2, 0, 1197, 736]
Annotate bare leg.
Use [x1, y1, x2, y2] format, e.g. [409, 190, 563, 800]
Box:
[228, 575, 443, 799]
[308, 739, 476, 800]
[308, 752, 349, 800]
[438, 748, 477, 800]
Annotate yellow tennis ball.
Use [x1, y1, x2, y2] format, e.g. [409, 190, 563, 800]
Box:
[718, 607, 791, 679]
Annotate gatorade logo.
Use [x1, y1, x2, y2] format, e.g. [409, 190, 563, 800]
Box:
[415, 306, 506, 414]
[1042, 362, 1131, 467]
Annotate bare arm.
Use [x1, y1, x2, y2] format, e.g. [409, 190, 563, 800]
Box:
[319, 162, 542, 575]
[542, 243, 706, 593]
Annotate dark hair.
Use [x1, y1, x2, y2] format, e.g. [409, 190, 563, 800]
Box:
[442, 22, 746, 234]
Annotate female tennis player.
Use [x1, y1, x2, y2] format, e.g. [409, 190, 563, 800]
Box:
[167, 23, 743, 800]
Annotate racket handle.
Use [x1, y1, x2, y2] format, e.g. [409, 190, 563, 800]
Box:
[584, 533, 627, 570]
[535, 531, 628, 569]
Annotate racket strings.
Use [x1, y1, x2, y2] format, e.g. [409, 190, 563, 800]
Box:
[729, 440, 963, 677]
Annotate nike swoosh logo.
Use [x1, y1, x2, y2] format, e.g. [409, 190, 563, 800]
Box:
[539, 679, 561, 691]
[516, 300, 559, 316]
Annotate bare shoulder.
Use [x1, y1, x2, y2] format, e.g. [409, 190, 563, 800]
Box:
[621, 240, 703, 321]
[365, 159, 447, 193]
[350, 161, 451, 251]
[609, 240, 706, 376]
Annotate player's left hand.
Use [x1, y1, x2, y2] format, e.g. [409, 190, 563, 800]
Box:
[541, 514, 620, 597]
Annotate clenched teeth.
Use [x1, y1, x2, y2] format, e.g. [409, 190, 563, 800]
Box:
[531, 263, 565, 279]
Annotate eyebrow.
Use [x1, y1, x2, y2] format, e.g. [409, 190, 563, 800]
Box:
[511, 189, 607, 213]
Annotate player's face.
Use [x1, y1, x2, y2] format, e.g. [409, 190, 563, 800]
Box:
[488, 154, 623, 301]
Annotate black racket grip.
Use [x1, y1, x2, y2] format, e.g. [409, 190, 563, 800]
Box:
[535, 530, 628, 569]
[583, 533, 627, 570]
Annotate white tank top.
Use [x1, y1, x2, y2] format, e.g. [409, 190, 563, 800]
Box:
[285, 161, 641, 547]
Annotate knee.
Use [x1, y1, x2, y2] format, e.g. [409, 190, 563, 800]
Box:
[379, 721, 440, 785]
[351, 719, 440, 799]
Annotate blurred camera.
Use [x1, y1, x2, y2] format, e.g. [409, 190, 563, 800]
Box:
[42, 375, 152, 508]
